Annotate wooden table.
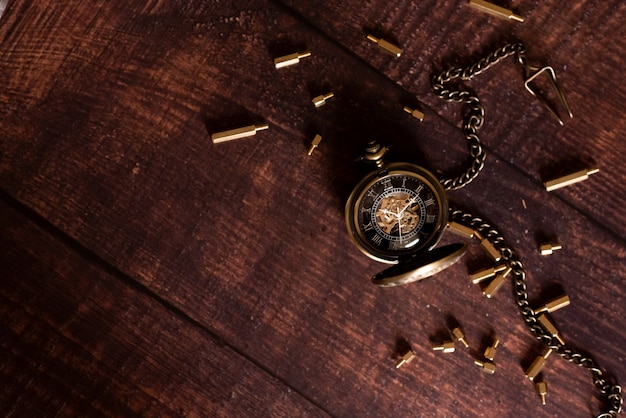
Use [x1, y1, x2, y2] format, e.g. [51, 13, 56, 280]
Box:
[1, 1, 625, 416]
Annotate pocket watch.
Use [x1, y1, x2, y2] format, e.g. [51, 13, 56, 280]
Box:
[345, 141, 467, 287]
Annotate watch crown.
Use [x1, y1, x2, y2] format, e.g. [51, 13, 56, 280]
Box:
[363, 141, 387, 167]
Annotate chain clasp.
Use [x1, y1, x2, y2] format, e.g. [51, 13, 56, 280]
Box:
[519, 58, 573, 126]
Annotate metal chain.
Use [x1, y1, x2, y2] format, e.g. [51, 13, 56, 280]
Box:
[449, 208, 623, 417]
[431, 43, 526, 191]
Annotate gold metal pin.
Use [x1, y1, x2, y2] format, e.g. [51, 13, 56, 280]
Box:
[544, 167, 600, 191]
[525, 348, 553, 380]
[433, 341, 456, 354]
[474, 359, 497, 374]
[395, 349, 416, 368]
[482, 266, 512, 298]
[535, 294, 570, 314]
[448, 221, 476, 239]
[403, 106, 425, 122]
[523, 63, 573, 126]
[469, 0, 524, 22]
[540, 242, 563, 255]
[366, 34, 402, 58]
[312, 92, 334, 108]
[274, 51, 312, 69]
[535, 381, 548, 405]
[475, 231, 502, 262]
[469, 264, 508, 284]
[451, 327, 470, 348]
[537, 314, 566, 344]
[211, 123, 269, 143]
[307, 134, 323, 155]
[483, 339, 500, 361]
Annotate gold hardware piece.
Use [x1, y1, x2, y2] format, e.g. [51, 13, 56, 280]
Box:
[544, 167, 600, 191]
[525, 348, 553, 380]
[366, 34, 402, 58]
[540, 242, 563, 255]
[523, 63, 573, 126]
[433, 341, 456, 353]
[403, 106, 425, 122]
[451, 327, 470, 348]
[395, 349, 416, 368]
[475, 231, 502, 261]
[535, 381, 548, 405]
[483, 339, 500, 361]
[474, 359, 497, 374]
[537, 314, 565, 344]
[307, 134, 323, 156]
[448, 221, 476, 239]
[535, 294, 570, 314]
[274, 51, 312, 69]
[468, 0, 524, 22]
[469, 264, 507, 284]
[312, 92, 334, 108]
[211, 123, 269, 143]
[482, 266, 512, 298]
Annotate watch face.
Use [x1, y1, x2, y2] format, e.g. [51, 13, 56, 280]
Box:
[345, 162, 448, 263]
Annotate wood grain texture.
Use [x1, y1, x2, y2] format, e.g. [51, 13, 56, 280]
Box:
[0, 0, 624, 417]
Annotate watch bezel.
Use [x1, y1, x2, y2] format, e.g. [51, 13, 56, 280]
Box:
[345, 162, 449, 263]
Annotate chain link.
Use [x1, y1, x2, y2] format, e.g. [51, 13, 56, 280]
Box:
[449, 209, 623, 417]
[431, 43, 525, 191]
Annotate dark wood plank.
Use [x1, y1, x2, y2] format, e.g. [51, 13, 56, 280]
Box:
[0, 0, 624, 417]
[0, 197, 330, 417]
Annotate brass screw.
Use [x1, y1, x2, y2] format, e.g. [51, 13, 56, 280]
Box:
[544, 167, 600, 191]
[432, 341, 456, 354]
[468, 0, 524, 22]
[482, 266, 512, 298]
[483, 339, 500, 361]
[535, 294, 570, 314]
[540, 242, 563, 255]
[312, 92, 334, 108]
[403, 106, 424, 122]
[525, 348, 553, 381]
[274, 51, 312, 69]
[535, 381, 548, 405]
[474, 359, 497, 374]
[211, 123, 269, 143]
[366, 34, 402, 58]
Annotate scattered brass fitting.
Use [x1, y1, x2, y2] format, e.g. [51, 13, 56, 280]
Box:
[469, 264, 508, 284]
[535, 294, 570, 314]
[482, 266, 512, 298]
[447, 221, 476, 239]
[474, 359, 497, 374]
[537, 314, 566, 344]
[395, 349, 416, 368]
[483, 339, 500, 362]
[312, 92, 334, 108]
[475, 231, 502, 261]
[525, 348, 553, 381]
[307, 134, 323, 156]
[211, 123, 269, 143]
[540, 242, 563, 255]
[544, 167, 600, 191]
[366, 34, 402, 58]
[468, 0, 524, 22]
[403, 106, 425, 122]
[274, 51, 312, 69]
[433, 340, 456, 354]
[535, 381, 548, 405]
[451, 327, 470, 348]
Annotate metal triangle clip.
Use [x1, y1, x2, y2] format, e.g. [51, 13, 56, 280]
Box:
[522, 64, 573, 126]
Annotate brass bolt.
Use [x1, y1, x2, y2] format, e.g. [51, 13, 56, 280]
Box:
[366, 34, 402, 58]
[525, 348, 553, 381]
[474, 359, 497, 374]
[483, 339, 500, 361]
[447, 221, 476, 239]
[211, 123, 269, 143]
[451, 327, 470, 348]
[312, 92, 334, 108]
[469, 264, 507, 284]
[540, 242, 563, 255]
[403, 106, 425, 122]
[535, 381, 548, 405]
[307, 134, 323, 156]
[274, 51, 312, 69]
[544, 167, 600, 191]
[475, 231, 502, 261]
[537, 314, 565, 344]
[395, 349, 416, 368]
[468, 0, 524, 22]
[433, 340, 456, 354]
[482, 266, 512, 298]
[535, 294, 570, 314]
